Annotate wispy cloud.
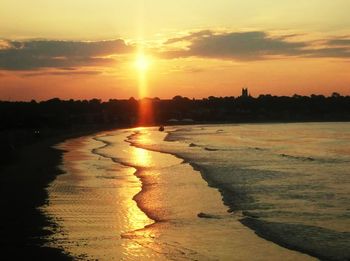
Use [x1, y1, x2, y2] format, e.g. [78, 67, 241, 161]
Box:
[161, 30, 350, 61]
[0, 39, 134, 70]
[21, 70, 102, 77]
[164, 30, 213, 44]
[326, 38, 350, 46]
[307, 47, 350, 58]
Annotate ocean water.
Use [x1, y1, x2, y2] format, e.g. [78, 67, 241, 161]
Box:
[129, 123, 350, 260]
[42, 123, 350, 260]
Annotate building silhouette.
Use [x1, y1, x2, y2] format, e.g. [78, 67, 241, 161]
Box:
[242, 88, 249, 97]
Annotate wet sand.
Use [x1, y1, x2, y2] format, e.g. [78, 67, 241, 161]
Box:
[42, 135, 160, 260]
[43, 128, 314, 260]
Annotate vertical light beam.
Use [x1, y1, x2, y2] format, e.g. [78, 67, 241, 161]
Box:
[135, 0, 154, 126]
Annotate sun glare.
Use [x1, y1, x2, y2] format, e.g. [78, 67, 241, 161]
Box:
[135, 50, 154, 124]
[135, 54, 151, 72]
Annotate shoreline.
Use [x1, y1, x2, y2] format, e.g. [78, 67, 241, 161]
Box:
[92, 135, 164, 224]
[44, 130, 161, 259]
[0, 126, 122, 260]
[37, 126, 315, 259]
[128, 127, 348, 260]
[86, 129, 312, 259]
[4, 123, 347, 260]
[126, 128, 314, 260]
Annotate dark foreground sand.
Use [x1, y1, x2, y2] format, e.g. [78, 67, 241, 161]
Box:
[0, 127, 119, 260]
[0, 138, 71, 260]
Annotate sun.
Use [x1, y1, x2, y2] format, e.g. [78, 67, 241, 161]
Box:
[135, 54, 151, 72]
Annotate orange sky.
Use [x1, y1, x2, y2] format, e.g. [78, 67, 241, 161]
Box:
[0, 1, 349, 100]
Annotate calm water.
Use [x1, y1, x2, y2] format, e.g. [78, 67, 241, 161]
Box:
[42, 123, 350, 260]
[130, 122, 350, 260]
[161, 123, 350, 232]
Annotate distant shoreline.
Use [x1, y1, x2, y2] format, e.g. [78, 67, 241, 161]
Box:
[1, 95, 349, 132]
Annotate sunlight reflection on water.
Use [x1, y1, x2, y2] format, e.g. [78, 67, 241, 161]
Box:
[133, 147, 151, 168]
[42, 134, 158, 260]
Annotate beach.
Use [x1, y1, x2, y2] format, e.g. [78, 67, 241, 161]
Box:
[0, 126, 120, 260]
[3, 123, 349, 260]
[41, 123, 350, 260]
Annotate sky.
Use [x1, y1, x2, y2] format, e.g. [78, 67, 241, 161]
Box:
[0, 0, 349, 100]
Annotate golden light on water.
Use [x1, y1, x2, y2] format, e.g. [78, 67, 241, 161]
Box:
[44, 136, 156, 259]
[131, 130, 152, 167]
[133, 147, 151, 167]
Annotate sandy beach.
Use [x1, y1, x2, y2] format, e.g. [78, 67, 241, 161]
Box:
[41, 127, 315, 260]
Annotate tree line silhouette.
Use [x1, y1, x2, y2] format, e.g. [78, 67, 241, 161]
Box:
[1, 93, 350, 130]
[1, 92, 349, 165]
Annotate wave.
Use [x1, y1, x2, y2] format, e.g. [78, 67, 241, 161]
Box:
[91, 136, 160, 224]
[279, 153, 350, 164]
[241, 218, 350, 261]
[129, 125, 350, 260]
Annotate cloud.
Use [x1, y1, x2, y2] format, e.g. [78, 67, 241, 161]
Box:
[326, 38, 350, 46]
[22, 70, 102, 77]
[0, 39, 134, 70]
[307, 47, 350, 58]
[164, 30, 213, 44]
[161, 31, 350, 61]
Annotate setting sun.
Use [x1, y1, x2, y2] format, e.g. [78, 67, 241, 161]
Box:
[135, 54, 151, 72]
